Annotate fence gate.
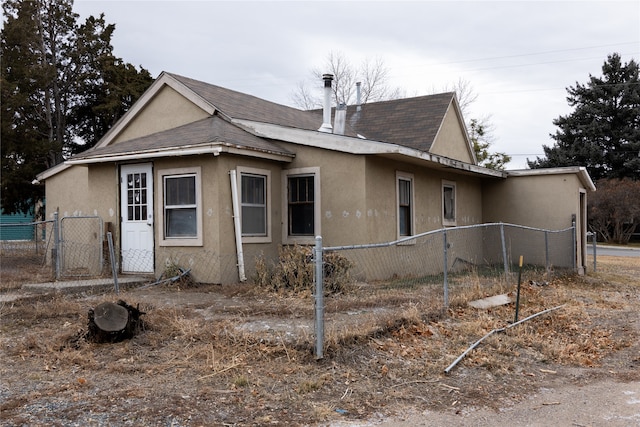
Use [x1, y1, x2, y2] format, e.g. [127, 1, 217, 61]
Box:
[60, 216, 104, 278]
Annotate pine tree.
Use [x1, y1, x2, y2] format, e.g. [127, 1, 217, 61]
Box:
[528, 53, 640, 181]
[469, 119, 511, 171]
[1, 0, 153, 214]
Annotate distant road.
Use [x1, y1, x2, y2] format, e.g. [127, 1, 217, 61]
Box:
[587, 245, 640, 258]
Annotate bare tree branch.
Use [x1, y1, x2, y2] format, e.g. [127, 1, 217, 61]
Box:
[291, 51, 402, 109]
[290, 81, 321, 111]
[438, 77, 478, 116]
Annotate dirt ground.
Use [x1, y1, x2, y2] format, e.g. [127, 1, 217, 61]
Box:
[1, 255, 639, 426]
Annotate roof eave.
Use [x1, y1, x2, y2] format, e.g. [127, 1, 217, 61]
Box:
[66, 143, 294, 166]
[236, 119, 505, 178]
[507, 167, 597, 191]
[36, 162, 71, 181]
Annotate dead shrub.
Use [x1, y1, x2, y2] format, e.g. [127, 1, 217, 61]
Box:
[253, 245, 352, 294]
[323, 251, 353, 294]
[157, 261, 194, 288]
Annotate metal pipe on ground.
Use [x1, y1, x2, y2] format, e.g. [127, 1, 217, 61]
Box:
[444, 304, 566, 374]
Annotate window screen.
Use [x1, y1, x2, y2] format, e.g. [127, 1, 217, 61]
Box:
[398, 178, 412, 236]
[241, 173, 267, 236]
[443, 185, 455, 221]
[164, 175, 197, 238]
[288, 175, 315, 236]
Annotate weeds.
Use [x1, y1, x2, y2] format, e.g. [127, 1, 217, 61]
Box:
[156, 261, 194, 287]
[232, 375, 249, 388]
[254, 245, 352, 294]
[0, 256, 638, 425]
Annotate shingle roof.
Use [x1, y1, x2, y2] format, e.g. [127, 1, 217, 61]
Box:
[72, 72, 457, 162]
[344, 93, 455, 152]
[72, 115, 294, 160]
[169, 73, 455, 151]
[168, 73, 323, 131]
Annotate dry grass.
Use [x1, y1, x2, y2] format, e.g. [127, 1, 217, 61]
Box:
[0, 255, 53, 290]
[0, 256, 638, 425]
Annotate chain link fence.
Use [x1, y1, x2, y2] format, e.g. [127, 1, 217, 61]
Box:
[0, 220, 53, 257]
[155, 248, 240, 284]
[1, 220, 55, 282]
[2, 215, 576, 292]
[312, 222, 576, 358]
[58, 216, 104, 278]
[1, 213, 245, 284]
[323, 222, 575, 291]
[1, 214, 105, 280]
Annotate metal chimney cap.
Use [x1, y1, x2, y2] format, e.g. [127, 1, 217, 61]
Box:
[322, 74, 334, 80]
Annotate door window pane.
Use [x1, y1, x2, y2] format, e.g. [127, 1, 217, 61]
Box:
[126, 172, 148, 221]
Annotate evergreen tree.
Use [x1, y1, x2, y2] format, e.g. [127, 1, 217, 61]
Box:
[528, 53, 640, 181]
[469, 119, 511, 171]
[69, 15, 152, 151]
[1, 0, 153, 214]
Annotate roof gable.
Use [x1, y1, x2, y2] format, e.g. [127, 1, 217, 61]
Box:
[428, 98, 476, 163]
[344, 92, 455, 152]
[93, 72, 217, 149]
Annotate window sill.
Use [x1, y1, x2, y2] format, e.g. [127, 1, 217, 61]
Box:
[397, 237, 417, 246]
[159, 237, 203, 247]
[242, 236, 272, 244]
[284, 236, 316, 246]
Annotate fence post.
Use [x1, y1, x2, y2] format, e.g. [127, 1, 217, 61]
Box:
[35, 222, 39, 255]
[314, 236, 324, 360]
[443, 229, 449, 309]
[544, 230, 549, 274]
[592, 232, 597, 272]
[107, 232, 119, 294]
[571, 217, 577, 272]
[53, 211, 61, 279]
[500, 222, 509, 277]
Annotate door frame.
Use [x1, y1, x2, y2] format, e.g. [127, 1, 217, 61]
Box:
[119, 163, 155, 273]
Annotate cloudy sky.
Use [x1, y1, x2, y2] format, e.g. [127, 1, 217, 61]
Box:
[73, 0, 640, 169]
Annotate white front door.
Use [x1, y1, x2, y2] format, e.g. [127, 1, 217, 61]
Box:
[120, 163, 154, 273]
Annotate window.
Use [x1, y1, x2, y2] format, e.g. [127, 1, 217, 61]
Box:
[283, 167, 320, 244]
[238, 167, 271, 242]
[443, 181, 456, 226]
[397, 172, 414, 237]
[289, 175, 314, 235]
[158, 167, 202, 246]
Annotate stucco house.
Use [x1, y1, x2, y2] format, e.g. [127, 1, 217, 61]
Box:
[37, 72, 595, 283]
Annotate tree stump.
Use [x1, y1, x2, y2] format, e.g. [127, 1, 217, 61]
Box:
[87, 300, 145, 343]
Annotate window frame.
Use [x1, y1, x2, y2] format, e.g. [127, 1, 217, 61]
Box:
[237, 166, 271, 243]
[157, 166, 203, 247]
[396, 171, 415, 239]
[282, 167, 321, 245]
[442, 180, 457, 227]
